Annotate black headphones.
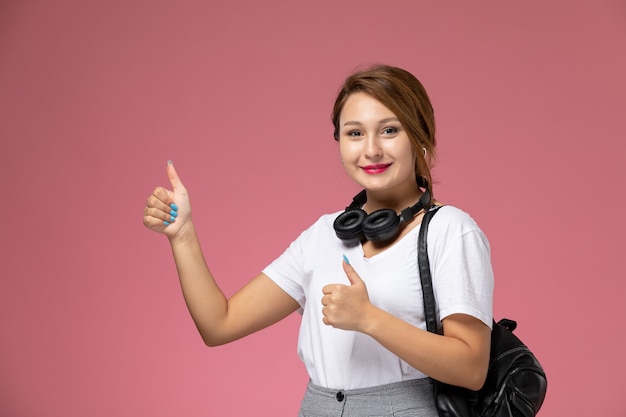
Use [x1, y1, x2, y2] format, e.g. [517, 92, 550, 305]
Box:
[333, 178, 431, 244]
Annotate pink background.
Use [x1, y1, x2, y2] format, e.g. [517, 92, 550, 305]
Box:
[1, 1, 625, 416]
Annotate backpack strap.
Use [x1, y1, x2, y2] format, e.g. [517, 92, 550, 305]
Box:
[418, 205, 443, 335]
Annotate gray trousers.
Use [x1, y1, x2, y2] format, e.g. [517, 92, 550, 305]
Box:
[298, 378, 439, 417]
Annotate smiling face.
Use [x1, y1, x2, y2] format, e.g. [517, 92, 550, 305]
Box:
[331, 65, 437, 207]
[338, 92, 418, 203]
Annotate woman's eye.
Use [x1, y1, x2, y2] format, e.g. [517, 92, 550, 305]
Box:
[347, 130, 362, 137]
[382, 127, 398, 135]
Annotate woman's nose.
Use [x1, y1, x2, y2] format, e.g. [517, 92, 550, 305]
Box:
[364, 136, 382, 158]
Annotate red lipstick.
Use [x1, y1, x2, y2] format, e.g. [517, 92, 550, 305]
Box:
[362, 164, 391, 174]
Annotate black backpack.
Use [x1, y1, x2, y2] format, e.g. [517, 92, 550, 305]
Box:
[418, 206, 547, 417]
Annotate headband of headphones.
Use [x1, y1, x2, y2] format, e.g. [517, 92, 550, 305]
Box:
[333, 177, 431, 243]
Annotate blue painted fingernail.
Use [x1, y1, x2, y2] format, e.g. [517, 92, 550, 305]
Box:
[343, 255, 350, 265]
[169, 216, 176, 222]
[167, 160, 173, 166]
[164, 221, 170, 226]
[170, 210, 178, 217]
[170, 203, 178, 211]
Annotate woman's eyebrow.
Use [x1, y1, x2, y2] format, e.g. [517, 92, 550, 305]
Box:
[342, 117, 400, 127]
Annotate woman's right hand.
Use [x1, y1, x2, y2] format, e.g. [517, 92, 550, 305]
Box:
[143, 161, 192, 240]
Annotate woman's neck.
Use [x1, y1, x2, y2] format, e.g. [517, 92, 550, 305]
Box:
[362, 185, 423, 214]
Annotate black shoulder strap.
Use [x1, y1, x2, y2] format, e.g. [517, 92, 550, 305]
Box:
[418, 205, 443, 335]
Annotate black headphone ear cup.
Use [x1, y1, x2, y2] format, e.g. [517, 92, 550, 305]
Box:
[333, 209, 367, 243]
[362, 209, 400, 242]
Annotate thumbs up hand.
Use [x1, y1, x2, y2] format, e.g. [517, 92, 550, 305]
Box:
[321, 256, 373, 332]
[143, 161, 192, 239]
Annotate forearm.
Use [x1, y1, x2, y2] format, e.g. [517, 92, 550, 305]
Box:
[146, 163, 298, 346]
[168, 222, 229, 346]
[362, 307, 490, 390]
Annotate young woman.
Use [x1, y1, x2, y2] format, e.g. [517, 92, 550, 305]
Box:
[143, 65, 494, 416]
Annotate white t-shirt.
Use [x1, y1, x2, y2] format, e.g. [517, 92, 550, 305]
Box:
[262, 205, 494, 390]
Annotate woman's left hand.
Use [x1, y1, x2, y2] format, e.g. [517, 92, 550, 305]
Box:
[321, 259, 374, 332]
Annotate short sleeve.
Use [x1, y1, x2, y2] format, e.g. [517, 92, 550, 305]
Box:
[262, 227, 310, 309]
[428, 207, 494, 328]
